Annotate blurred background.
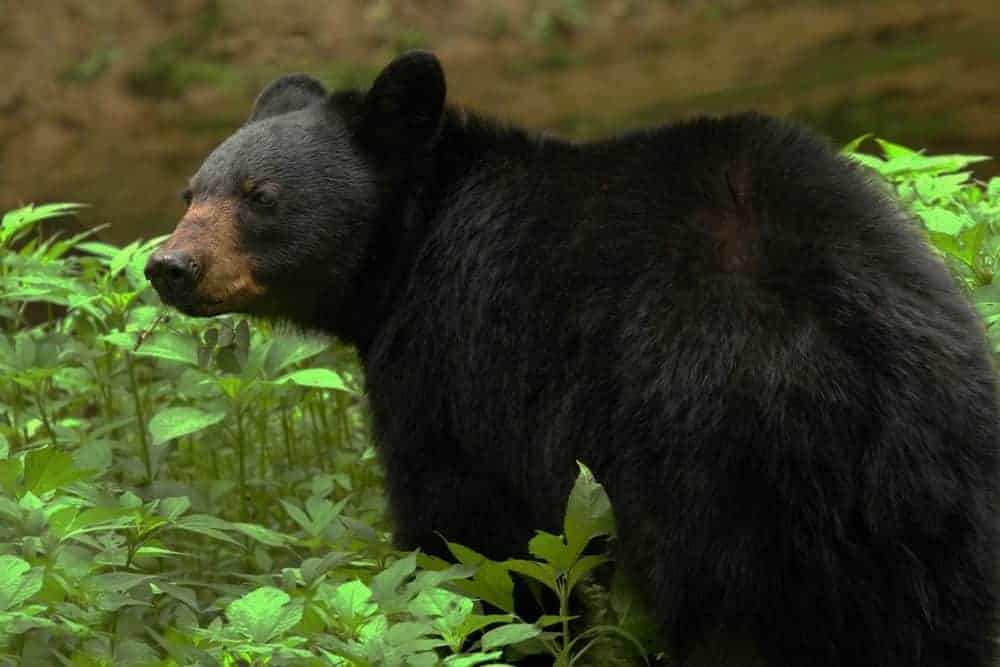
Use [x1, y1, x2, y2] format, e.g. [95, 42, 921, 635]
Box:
[2, 0, 998, 244]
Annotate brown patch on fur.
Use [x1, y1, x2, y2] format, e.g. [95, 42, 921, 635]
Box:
[160, 198, 265, 313]
[702, 166, 761, 275]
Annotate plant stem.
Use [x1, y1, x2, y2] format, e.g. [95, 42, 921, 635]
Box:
[33, 388, 58, 445]
[125, 356, 152, 481]
[235, 405, 247, 523]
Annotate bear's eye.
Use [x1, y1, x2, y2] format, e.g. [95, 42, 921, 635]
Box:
[179, 188, 193, 207]
[248, 186, 278, 210]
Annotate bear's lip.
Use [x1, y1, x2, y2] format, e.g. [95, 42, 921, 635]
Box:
[162, 294, 240, 318]
[165, 286, 267, 317]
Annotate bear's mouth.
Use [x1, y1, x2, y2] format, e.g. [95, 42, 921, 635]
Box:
[165, 285, 264, 318]
[147, 198, 267, 317]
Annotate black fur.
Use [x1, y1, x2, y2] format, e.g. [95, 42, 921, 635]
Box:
[173, 52, 1000, 666]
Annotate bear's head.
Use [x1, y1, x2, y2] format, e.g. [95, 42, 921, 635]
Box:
[145, 52, 446, 332]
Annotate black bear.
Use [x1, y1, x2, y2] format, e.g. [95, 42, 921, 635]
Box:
[146, 52, 999, 666]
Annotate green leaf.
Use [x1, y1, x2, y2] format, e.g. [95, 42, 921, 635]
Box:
[306, 495, 348, 533]
[329, 580, 378, 621]
[874, 138, 918, 159]
[840, 133, 873, 154]
[567, 554, 611, 590]
[0, 555, 43, 611]
[563, 462, 616, 558]
[135, 332, 200, 366]
[480, 623, 541, 650]
[1, 203, 86, 247]
[528, 531, 573, 571]
[371, 552, 418, 604]
[101, 330, 200, 366]
[160, 496, 191, 521]
[280, 499, 315, 534]
[232, 522, 289, 547]
[226, 587, 303, 643]
[987, 177, 1000, 199]
[274, 368, 353, 392]
[504, 559, 558, 593]
[148, 407, 226, 446]
[266, 336, 330, 373]
[23, 447, 91, 495]
[446, 542, 516, 613]
[174, 514, 244, 547]
[442, 651, 504, 667]
[914, 172, 971, 203]
[845, 152, 886, 172]
[408, 589, 473, 627]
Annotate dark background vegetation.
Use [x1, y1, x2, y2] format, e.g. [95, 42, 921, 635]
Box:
[2, 0, 999, 244]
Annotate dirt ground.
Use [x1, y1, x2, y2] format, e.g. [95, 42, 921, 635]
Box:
[1, 0, 998, 242]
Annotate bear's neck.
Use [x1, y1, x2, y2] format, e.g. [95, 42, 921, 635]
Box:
[322, 106, 556, 353]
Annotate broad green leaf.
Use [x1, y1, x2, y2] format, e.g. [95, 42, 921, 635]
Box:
[564, 462, 616, 558]
[442, 651, 504, 667]
[306, 495, 348, 532]
[987, 177, 1000, 199]
[232, 522, 288, 547]
[0, 556, 43, 611]
[91, 572, 155, 593]
[874, 138, 918, 159]
[266, 336, 330, 373]
[160, 496, 191, 521]
[100, 330, 200, 366]
[880, 153, 990, 178]
[504, 559, 558, 592]
[226, 587, 303, 643]
[914, 172, 971, 203]
[371, 552, 418, 604]
[480, 623, 541, 650]
[280, 499, 315, 534]
[153, 582, 199, 612]
[1, 203, 86, 247]
[135, 332, 200, 366]
[446, 542, 515, 613]
[356, 611, 388, 643]
[529, 531, 573, 571]
[274, 368, 352, 392]
[846, 152, 885, 172]
[148, 407, 226, 446]
[408, 589, 473, 627]
[23, 447, 91, 495]
[567, 554, 611, 590]
[328, 580, 378, 621]
[916, 207, 971, 236]
[840, 133, 873, 154]
[174, 514, 244, 547]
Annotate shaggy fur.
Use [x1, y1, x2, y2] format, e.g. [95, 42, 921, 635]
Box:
[148, 52, 1000, 666]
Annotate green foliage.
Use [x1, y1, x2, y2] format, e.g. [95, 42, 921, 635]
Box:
[2, 136, 997, 664]
[843, 137, 1000, 359]
[0, 215, 634, 665]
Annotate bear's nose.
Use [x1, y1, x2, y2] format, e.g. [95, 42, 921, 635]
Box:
[145, 250, 201, 300]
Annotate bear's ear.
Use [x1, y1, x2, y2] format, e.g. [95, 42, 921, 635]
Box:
[357, 51, 445, 155]
[249, 74, 327, 123]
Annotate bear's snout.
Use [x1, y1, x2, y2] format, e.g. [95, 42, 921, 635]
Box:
[146, 249, 201, 303]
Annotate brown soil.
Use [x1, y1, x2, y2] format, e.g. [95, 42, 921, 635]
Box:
[2, 0, 998, 243]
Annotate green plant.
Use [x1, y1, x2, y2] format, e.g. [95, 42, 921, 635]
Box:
[843, 137, 1000, 358]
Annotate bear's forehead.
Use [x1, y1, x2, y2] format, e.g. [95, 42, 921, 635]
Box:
[193, 109, 355, 192]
